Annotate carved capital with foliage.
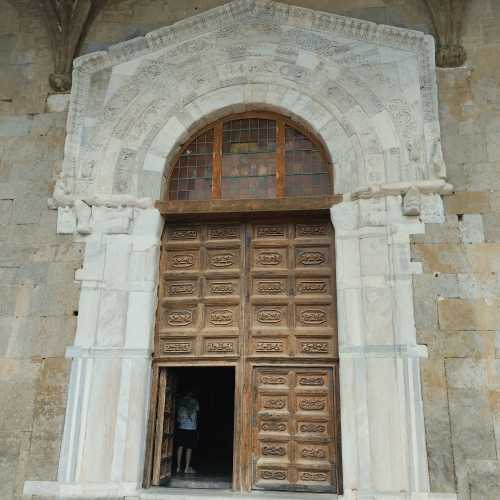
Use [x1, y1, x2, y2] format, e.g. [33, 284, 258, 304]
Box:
[423, 0, 470, 67]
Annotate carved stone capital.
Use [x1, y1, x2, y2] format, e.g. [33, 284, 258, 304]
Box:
[423, 0, 470, 67]
[38, 0, 110, 92]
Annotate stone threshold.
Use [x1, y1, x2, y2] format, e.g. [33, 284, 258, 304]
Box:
[139, 488, 337, 499]
[138, 488, 457, 500]
[24, 482, 457, 499]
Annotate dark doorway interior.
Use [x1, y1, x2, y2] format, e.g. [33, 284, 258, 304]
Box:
[166, 366, 235, 489]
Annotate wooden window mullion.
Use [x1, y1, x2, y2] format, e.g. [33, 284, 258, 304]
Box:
[212, 122, 223, 199]
[276, 119, 285, 198]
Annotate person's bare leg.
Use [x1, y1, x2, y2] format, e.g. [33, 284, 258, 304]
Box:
[176, 446, 183, 473]
[184, 448, 193, 473]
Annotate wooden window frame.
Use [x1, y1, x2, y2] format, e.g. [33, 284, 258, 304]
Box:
[164, 111, 334, 203]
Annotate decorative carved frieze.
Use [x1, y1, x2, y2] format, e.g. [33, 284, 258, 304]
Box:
[423, 0, 470, 67]
[38, 0, 111, 92]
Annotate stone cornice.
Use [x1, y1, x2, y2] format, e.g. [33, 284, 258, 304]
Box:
[72, 0, 435, 76]
[346, 179, 453, 202]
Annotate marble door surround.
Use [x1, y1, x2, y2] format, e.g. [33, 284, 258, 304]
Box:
[24, 1, 456, 498]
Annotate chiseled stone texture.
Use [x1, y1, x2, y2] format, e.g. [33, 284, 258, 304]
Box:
[412, 1, 500, 498]
[0, 3, 83, 500]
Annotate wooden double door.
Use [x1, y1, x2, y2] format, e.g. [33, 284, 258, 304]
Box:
[147, 214, 341, 493]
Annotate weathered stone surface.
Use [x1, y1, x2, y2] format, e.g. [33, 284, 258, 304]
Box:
[468, 460, 500, 500]
[459, 214, 485, 243]
[446, 358, 488, 389]
[483, 213, 500, 242]
[414, 243, 500, 273]
[412, 219, 461, 244]
[457, 272, 500, 299]
[13, 195, 46, 225]
[0, 433, 22, 500]
[444, 192, 490, 215]
[0, 199, 13, 225]
[0, 115, 33, 137]
[420, 357, 456, 493]
[46, 93, 70, 113]
[447, 385, 498, 496]
[0, 359, 41, 434]
[438, 298, 500, 331]
[420, 329, 496, 359]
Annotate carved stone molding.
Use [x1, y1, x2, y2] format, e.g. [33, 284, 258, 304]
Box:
[38, 0, 109, 92]
[423, 0, 470, 67]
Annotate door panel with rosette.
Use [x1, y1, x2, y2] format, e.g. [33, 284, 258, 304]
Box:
[252, 367, 340, 492]
[252, 367, 340, 493]
[154, 215, 340, 493]
[157, 217, 337, 361]
[157, 223, 244, 359]
[247, 219, 337, 359]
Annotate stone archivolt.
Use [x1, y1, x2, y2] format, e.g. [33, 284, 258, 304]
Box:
[53, 0, 447, 218]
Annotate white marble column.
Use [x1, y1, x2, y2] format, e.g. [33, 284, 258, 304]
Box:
[332, 197, 454, 500]
[25, 207, 163, 498]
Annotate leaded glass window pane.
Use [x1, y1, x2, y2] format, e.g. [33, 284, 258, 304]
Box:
[221, 118, 277, 199]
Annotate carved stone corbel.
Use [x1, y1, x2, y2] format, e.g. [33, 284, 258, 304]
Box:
[38, 0, 110, 92]
[423, 0, 470, 67]
[402, 186, 422, 216]
[74, 199, 92, 234]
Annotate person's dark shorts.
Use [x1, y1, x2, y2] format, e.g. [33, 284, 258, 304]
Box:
[176, 429, 198, 449]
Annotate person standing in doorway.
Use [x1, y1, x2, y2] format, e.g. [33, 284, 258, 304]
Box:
[175, 390, 200, 474]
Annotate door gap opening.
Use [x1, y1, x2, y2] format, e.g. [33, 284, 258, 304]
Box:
[156, 366, 235, 490]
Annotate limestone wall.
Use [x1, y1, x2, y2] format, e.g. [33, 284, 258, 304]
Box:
[0, 1, 498, 499]
[413, 3, 500, 497]
[0, 3, 81, 500]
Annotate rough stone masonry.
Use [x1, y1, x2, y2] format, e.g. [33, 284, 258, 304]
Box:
[0, 1, 500, 499]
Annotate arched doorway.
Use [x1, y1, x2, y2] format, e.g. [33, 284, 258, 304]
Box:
[144, 112, 342, 493]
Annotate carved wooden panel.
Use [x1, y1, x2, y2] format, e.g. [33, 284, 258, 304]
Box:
[252, 367, 340, 493]
[248, 218, 337, 359]
[156, 216, 337, 360]
[153, 215, 341, 493]
[152, 369, 176, 485]
[157, 223, 243, 358]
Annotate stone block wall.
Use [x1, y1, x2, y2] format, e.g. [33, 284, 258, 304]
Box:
[0, 5, 81, 500]
[412, 5, 500, 494]
[0, 0, 499, 499]
[0, 3, 83, 500]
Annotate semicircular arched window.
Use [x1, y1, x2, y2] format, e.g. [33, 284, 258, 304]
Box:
[166, 112, 332, 201]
